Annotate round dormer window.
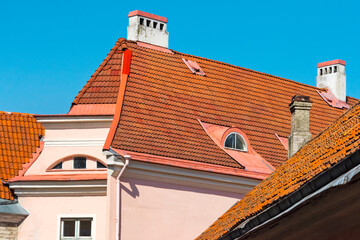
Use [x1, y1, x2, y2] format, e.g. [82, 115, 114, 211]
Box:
[224, 132, 247, 151]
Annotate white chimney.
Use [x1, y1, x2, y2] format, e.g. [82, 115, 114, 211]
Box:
[316, 59, 346, 102]
[127, 10, 169, 48]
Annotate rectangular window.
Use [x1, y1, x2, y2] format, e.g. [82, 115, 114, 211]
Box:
[74, 157, 86, 169]
[60, 218, 93, 239]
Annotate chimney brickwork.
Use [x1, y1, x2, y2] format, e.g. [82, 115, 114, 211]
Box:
[127, 10, 169, 48]
[316, 59, 346, 102]
[288, 96, 313, 158]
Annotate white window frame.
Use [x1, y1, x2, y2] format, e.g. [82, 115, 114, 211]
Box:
[57, 214, 96, 240]
[224, 132, 248, 152]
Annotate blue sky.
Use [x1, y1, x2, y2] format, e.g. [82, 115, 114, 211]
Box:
[1, 0, 359, 114]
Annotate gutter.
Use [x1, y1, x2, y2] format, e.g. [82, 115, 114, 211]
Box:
[221, 149, 360, 240]
[115, 154, 131, 240]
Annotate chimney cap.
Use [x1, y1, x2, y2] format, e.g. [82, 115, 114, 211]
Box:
[128, 10, 168, 23]
[291, 95, 312, 103]
[317, 59, 346, 68]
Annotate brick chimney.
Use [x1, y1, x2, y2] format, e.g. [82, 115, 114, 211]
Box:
[288, 96, 312, 158]
[127, 10, 169, 48]
[316, 59, 346, 102]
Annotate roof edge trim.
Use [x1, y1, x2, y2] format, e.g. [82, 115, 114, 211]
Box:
[221, 149, 360, 240]
[103, 49, 132, 150]
[11, 141, 45, 180]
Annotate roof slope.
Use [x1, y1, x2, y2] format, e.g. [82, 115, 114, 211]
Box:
[89, 38, 357, 169]
[0, 112, 44, 199]
[72, 39, 125, 105]
[196, 101, 360, 240]
[72, 38, 358, 169]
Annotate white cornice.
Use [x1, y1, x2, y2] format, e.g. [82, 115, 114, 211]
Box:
[44, 139, 106, 147]
[9, 180, 106, 197]
[120, 160, 261, 194]
[36, 115, 113, 123]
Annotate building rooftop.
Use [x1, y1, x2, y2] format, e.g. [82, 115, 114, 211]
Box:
[196, 101, 360, 240]
[0, 112, 44, 199]
[71, 38, 358, 173]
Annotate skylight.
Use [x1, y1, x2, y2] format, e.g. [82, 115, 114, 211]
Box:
[182, 58, 206, 76]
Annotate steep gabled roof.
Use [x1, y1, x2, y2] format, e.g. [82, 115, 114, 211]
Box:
[72, 39, 125, 106]
[196, 101, 360, 240]
[0, 112, 44, 199]
[75, 38, 357, 171]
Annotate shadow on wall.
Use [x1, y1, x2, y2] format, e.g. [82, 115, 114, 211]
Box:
[120, 180, 140, 198]
[120, 177, 244, 200]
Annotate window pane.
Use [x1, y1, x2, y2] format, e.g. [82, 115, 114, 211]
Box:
[235, 135, 244, 150]
[225, 133, 235, 148]
[63, 220, 75, 237]
[80, 220, 92, 236]
[74, 157, 86, 169]
[52, 162, 62, 169]
[97, 161, 107, 169]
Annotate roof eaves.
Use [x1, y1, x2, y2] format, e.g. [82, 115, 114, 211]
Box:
[221, 148, 360, 240]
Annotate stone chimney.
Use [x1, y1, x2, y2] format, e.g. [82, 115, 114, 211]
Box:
[316, 59, 346, 101]
[127, 10, 169, 48]
[288, 96, 312, 158]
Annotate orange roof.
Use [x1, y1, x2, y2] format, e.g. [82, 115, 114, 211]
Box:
[0, 112, 44, 200]
[196, 101, 360, 240]
[74, 38, 358, 171]
[72, 39, 124, 106]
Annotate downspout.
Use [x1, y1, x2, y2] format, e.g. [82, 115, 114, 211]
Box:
[116, 154, 131, 240]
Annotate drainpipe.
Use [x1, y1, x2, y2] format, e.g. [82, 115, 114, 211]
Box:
[116, 154, 131, 240]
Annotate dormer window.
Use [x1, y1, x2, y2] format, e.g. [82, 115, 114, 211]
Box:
[49, 156, 107, 171]
[224, 132, 247, 151]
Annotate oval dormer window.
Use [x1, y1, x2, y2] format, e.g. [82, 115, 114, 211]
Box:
[224, 132, 247, 151]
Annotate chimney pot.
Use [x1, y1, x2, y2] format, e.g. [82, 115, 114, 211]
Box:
[127, 10, 169, 48]
[316, 59, 346, 102]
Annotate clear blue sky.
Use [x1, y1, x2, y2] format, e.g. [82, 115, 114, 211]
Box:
[1, 0, 359, 114]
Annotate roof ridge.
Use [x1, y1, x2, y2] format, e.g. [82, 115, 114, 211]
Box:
[173, 49, 325, 92]
[71, 38, 128, 106]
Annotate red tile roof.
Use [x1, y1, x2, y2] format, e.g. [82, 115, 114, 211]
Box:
[317, 59, 346, 67]
[71, 39, 125, 106]
[196, 101, 360, 240]
[75, 38, 358, 171]
[0, 112, 44, 199]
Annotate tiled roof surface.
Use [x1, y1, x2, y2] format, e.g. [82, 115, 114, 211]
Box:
[72, 40, 124, 105]
[196, 101, 360, 240]
[91, 38, 358, 169]
[0, 112, 44, 199]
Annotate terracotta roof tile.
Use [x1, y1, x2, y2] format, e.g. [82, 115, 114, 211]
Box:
[74, 38, 358, 170]
[71, 39, 126, 106]
[0, 112, 44, 200]
[196, 101, 360, 240]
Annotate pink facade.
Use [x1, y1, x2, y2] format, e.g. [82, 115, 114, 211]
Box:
[8, 115, 262, 240]
[119, 177, 243, 240]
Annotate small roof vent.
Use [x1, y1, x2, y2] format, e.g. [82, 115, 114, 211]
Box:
[182, 58, 205, 76]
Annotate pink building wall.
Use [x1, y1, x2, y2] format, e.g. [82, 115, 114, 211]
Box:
[119, 177, 243, 240]
[17, 196, 107, 240]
